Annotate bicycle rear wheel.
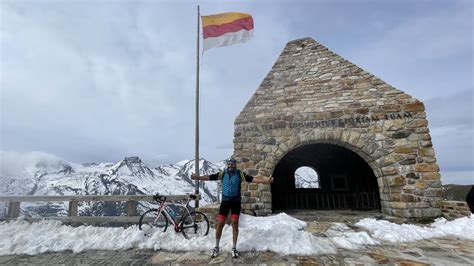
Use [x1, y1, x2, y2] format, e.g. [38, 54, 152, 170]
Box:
[139, 209, 168, 236]
[181, 211, 209, 239]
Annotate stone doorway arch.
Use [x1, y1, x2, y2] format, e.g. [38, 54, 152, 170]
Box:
[272, 141, 381, 211]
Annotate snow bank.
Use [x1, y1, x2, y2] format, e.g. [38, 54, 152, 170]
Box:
[326, 223, 379, 249]
[1, 214, 473, 256]
[356, 214, 474, 242]
[238, 213, 336, 255]
[0, 213, 333, 256]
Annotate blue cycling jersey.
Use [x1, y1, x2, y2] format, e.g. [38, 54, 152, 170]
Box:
[210, 169, 253, 201]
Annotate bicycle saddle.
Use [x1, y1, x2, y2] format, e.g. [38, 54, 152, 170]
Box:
[153, 194, 167, 202]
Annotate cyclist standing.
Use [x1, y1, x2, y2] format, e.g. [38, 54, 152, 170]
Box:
[191, 158, 274, 258]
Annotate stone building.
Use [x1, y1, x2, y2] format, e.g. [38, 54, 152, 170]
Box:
[234, 37, 442, 219]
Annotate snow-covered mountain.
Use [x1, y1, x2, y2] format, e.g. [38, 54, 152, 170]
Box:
[295, 166, 320, 189]
[0, 152, 225, 217]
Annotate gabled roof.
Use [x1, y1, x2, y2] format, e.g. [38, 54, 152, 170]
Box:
[236, 38, 420, 124]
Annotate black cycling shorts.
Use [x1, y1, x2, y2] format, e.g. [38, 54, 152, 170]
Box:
[217, 200, 241, 221]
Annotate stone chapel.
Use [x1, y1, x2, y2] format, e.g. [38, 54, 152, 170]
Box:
[234, 37, 442, 219]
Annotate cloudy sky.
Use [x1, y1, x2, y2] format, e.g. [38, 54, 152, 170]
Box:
[0, 0, 472, 184]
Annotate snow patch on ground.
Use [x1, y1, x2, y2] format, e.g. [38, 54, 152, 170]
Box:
[1, 214, 473, 256]
[326, 223, 379, 249]
[356, 214, 474, 242]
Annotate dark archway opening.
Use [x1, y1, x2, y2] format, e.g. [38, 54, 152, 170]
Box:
[271, 143, 381, 211]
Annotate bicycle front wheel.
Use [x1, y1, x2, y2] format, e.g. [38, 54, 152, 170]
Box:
[139, 209, 168, 236]
[181, 211, 209, 239]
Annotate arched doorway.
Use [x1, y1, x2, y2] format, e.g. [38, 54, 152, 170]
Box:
[271, 143, 381, 211]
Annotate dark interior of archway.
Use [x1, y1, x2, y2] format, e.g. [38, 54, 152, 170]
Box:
[272, 143, 380, 211]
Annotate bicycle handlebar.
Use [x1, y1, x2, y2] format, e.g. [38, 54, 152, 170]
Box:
[152, 193, 198, 202]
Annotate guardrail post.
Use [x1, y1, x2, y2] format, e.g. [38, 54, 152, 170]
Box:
[68, 200, 78, 217]
[7, 202, 20, 218]
[127, 200, 137, 227]
[127, 200, 137, 216]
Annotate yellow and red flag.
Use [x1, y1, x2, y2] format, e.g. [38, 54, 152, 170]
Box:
[201, 12, 254, 51]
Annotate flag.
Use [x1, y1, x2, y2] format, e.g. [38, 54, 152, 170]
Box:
[201, 12, 254, 51]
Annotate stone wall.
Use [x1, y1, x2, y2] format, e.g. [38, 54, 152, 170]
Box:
[440, 200, 472, 220]
[233, 38, 443, 219]
[198, 204, 219, 228]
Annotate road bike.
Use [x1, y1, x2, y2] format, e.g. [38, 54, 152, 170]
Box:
[138, 194, 209, 239]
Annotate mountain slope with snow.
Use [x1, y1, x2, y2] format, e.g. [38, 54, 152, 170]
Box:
[0, 152, 225, 217]
[295, 166, 320, 189]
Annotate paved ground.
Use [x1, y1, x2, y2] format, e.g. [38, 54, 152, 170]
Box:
[283, 209, 406, 223]
[1, 238, 473, 265]
[1, 211, 473, 265]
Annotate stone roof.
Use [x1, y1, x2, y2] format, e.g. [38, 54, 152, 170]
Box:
[236, 37, 422, 125]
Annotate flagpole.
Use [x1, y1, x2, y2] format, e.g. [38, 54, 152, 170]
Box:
[194, 5, 200, 209]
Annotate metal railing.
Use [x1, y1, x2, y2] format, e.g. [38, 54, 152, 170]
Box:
[0, 194, 198, 224]
[278, 192, 380, 210]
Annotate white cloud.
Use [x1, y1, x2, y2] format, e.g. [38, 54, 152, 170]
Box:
[1, 2, 198, 162]
[0, 151, 66, 178]
[425, 89, 473, 129]
[424, 90, 474, 184]
[0, 0, 472, 185]
[375, 9, 471, 61]
[346, 3, 472, 99]
[441, 170, 474, 185]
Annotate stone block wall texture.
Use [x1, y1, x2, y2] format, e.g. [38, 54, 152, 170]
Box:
[233, 37, 443, 219]
[440, 200, 472, 220]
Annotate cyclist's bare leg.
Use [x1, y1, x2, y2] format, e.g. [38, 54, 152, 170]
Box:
[215, 220, 225, 245]
[211, 221, 224, 258]
[231, 217, 239, 249]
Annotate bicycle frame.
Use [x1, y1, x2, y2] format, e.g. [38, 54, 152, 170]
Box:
[154, 195, 195, 232]
[139, 194, 208, 238]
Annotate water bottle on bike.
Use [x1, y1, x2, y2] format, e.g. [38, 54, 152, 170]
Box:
[166, 205, 178, 220]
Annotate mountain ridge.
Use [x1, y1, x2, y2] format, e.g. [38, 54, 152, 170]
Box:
[0, 153, 225, 217]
